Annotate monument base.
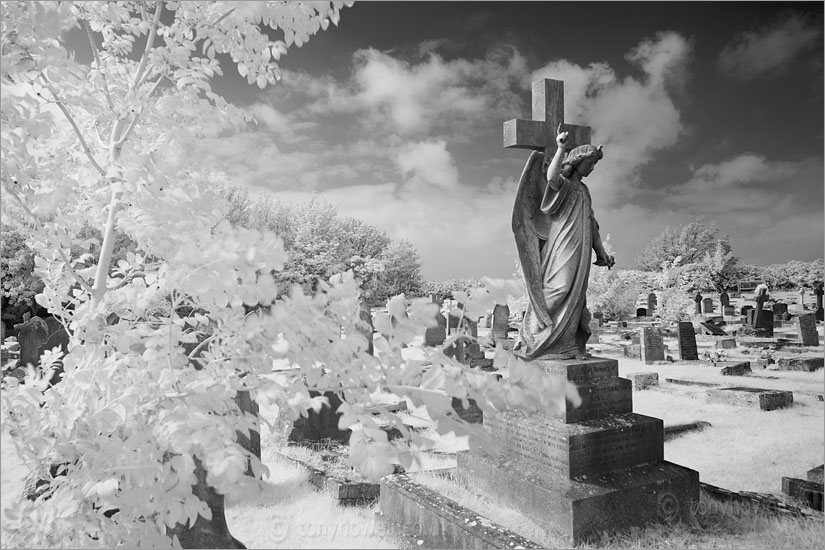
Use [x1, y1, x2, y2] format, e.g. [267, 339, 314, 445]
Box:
[457, 450, 699, 545]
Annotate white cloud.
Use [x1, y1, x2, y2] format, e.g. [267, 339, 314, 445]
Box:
[532, 31, 690, 205]
[717, 13, 822, 79]
[395, 141, 459, 189]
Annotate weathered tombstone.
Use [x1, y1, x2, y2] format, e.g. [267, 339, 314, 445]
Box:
[773, 303, 789, 318]
[718, 360, 751, 376]
[456, 303, 478, 339]
[676, 321, 699, 360]
[814, 282, 824, 321]
[626, 371, 658, 390]
[288, 390, 351, 444]
[424, 295, 447, 347]
[491, 304, 510, 345]
[636, 307, 647, 318]
[753, 283, 769, 326]
[592, 311, 603, 327]
[702, 297, 714, 314]
[741, 305, 754, 317]
[588, 319, 600, 344]
[693, 292, 703, 314]
[647, 293, 657, 317]
[13, 316, 49, 369]
[640, 327, 665, 363]
[720, 290, 730, 308]
[781, 477, 823, 512]
[723, 306, 735, 316]
[799, 287, 807, 309]
[796, 313, 819, 346]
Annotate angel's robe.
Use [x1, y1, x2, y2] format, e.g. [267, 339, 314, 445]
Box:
[512, 151, 598, 359]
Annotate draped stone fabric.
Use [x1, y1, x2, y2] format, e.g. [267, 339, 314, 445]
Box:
[511, 151, 595, 359]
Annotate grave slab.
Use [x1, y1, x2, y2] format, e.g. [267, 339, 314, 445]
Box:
[718, 361, 752, 376]
[808, 465, 824, 484]
[380, 474, 542, 549]
[706, 387, 793, 411]
[775, 356, 824, 372]
[625, 372, 659, 391]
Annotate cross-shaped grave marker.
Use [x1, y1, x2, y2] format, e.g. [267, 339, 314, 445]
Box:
[503, 79, 592, 154]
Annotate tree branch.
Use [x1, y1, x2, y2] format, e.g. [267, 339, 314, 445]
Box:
[115, 76, 165, 147]
[81, 19, 114, 112]
[39, 75, 106, 177]
[132, 1, 164, 95]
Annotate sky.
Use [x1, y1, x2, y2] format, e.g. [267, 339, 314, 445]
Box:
[86, 2, 825, 280]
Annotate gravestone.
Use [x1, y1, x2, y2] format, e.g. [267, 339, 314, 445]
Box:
[588, 319, 600, 344]
[693, 292, 703, 314]
[639, 326, 664, 364]
[636, 307, 647, 318]
[13, 316, 49, 369]
[491, 304, 510, 345]
[772, 303, 789, 318]
[814, 282, 824, 321]
[626, 371, 658, 391]
[741, 305, 753, 317]
[702, 298, 714, 314]
[723, 305, 735, 316]
[775, 356, 823, 372]
[719, 291, 730, 308]
[676, 321, 699, 360]
[456, 303, 478, 338]
[718, 361, 751, 376]
[796, 313, 819, 346]
[288, 391, 351, 444]
[424, 296, 447, 347]
[647, 293, 657, 317]
[592, 312, 603, 327]
[781, 477, 823, 511]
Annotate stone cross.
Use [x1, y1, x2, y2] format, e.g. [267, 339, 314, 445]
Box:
[693, 292, 703, 314]
[504, 79, 592, 155]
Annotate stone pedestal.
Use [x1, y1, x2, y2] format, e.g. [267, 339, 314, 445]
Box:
[456, 357, 699, 544]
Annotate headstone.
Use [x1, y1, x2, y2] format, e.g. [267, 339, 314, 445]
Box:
[626, 371, 658, 391]
[588, 319, 600, 344]
[706, 386, 793, 411]
[815, 282, 824, 321]
[799, 287, 807, 309]
[808, 465, 824, 484]
[723, 306, 735, 316]
[636, 307, 647, 318]
[424, 296, 447, 347]
[456, 303, 478, 338]
[647, 293, 657, 317]
[796, 313, 819, 346]
[288, 391, 351, 444]
[702, 297, 714, 314]
[772, 303, 789, 318]
[676, 322, 699, 360]
[719, 291, 730, 308]
[491, 304, 510, 344]
[693, 292, 703, 314]
[781, 477, 823, 511]
[639, 327, 665, 363]
[715, 337, 737, 350]
[13, 316, 49, 368]
[741, 305, 754, 317]
[592, 311, 603, 326]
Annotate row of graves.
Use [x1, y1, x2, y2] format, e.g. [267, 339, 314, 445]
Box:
[3, 283, 822, 547]
[5, 284, 821, 547]
[267, 286, 823, 547]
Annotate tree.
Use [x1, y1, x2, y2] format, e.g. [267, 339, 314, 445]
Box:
[373, 239, 424, 302]
[635, 219, 737, 275]
[0, 3, 572, 548]
[586, 237, 639, 321]
[1, 224, 45, 322]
